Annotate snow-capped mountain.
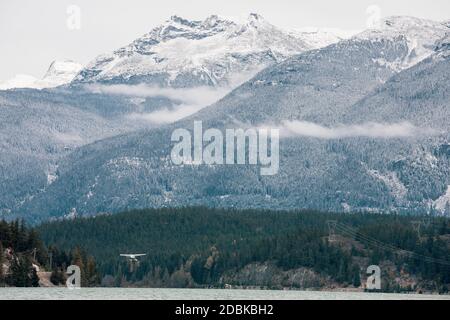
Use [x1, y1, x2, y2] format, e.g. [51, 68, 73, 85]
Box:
[1, 13, 338, 217]
[0, 60, 83, 90]
[1, 15, 449, 222]
[354, 16, 448, 71]
[292, 27, 358, 49]
[193, 16, 449, 126]
[0, 74, 40, 91]
[12, 16, 450, 222]
[40, 61, 84, 88]
[73, 14, 350, 87]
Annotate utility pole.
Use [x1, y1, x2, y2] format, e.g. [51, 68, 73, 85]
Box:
[327, 220, 338, 242]
[49, 252, 53, 270]
[421, 217, 431, 229]
[411, 221, 422, 239]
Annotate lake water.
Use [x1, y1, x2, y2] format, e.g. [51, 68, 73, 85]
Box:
[0, 288, 449, 300]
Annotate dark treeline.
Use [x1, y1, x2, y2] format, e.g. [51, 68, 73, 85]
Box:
[0, 220, 44, 287]
[37, 208, 450, 293]
[0, 220, 99, 287]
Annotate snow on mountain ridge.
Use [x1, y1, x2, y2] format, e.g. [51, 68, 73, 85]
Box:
[356, 16, 449, 71]
[120, 14, 239, 53]
[41, 60, 83, 87]
[0, 60, 82, 90]
[73, 14, 347, 86]
[292, 27, 358, 48]
[0, 74, 40, 90]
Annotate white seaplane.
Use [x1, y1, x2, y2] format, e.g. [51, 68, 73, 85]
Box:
[120, 253, 146, 262]
[120, 253, 147, 272]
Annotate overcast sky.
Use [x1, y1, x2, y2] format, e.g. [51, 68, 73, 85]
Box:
[0, 0, 449, 81]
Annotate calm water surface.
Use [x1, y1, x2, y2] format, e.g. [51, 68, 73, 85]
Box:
[1, 288, 449, 300]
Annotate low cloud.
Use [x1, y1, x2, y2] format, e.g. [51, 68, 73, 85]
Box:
[88, 84, 231, 124]
[86, 68, 261, 124]
[89, 84, 230, 106]
[126, 104, 205, 124]
[279, 121, 439, 139]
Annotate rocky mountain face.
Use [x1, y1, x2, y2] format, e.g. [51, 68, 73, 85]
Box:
[73, 14, 348, 87]
[354, 16, 449, 71]
[40, 61, 84, 88]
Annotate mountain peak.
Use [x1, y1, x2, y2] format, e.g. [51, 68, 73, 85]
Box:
[45, 60, 83, 76]
[358, 15, 448, 35]
[248, 13, 265, 22]
[245, 13, 270, 28]
[355, 16, 449, 70]
[169, 15, 187, 23]
[167, 15, 199, 27]
[383, 15, 436, 28]
[165, 14, 235, 29]
[0, 60, 82, 90]
[42, 60, 83, 86]
[201, 14, 232, 28]
[74, 13, 324, 86]
[203, 14, 219, 25]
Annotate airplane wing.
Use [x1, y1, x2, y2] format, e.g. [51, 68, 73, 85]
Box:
[120, 254, 146, 257]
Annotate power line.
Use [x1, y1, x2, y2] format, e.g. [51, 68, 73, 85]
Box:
[332, 222, 450, 266]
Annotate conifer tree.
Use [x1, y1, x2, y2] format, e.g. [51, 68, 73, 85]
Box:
[10, 256, 32, 287]
[352, 266, 361, 287]
[71, 247, 86, 286]
[85, 256, 100, 287]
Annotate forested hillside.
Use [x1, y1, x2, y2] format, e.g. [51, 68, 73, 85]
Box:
[37, 208, 450, 293]
[0, 220, 99, 287]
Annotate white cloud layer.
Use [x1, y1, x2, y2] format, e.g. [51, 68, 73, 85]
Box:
[88, 84, 231, 124]
[126, 104, 206, 124]
[86, 68, 262, 125]
[279, 121, 440, 139]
